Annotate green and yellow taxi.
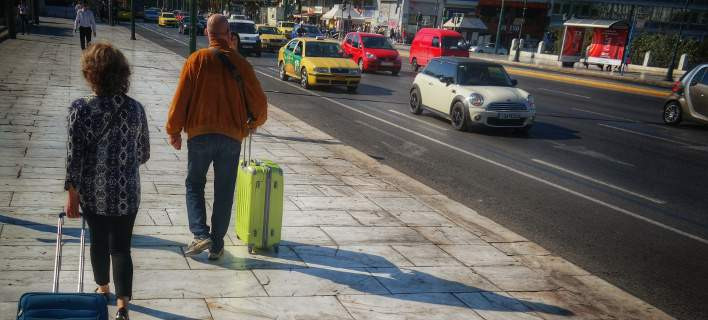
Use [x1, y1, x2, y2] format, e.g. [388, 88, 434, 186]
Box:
[277, 21, 295, 39]
[278, 37, 361, 92]
[158, 12, 177, 27]
[257, 25, 288, 52]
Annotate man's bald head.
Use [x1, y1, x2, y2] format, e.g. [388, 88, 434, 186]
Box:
[207, 14, 230, 42]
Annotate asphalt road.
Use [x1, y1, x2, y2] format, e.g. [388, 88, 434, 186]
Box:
[133, 22, 708, 320]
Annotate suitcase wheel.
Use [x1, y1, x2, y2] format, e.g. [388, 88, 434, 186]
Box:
[248, 244, 255, 254]
[236, 234, 240, 240]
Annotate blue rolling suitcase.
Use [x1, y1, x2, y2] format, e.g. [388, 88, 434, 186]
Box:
[16, 212, 108, 320]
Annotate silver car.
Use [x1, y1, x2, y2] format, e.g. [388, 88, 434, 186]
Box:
[663, 64, 708, 125]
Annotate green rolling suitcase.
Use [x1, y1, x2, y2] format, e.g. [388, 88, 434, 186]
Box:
[235, 136, 284, 254]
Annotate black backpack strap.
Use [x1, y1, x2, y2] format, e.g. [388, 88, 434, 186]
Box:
[211, 47, 254, 124]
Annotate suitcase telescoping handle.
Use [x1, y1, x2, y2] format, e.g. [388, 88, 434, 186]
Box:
[52, 212, 87, 294]
[242, 128, 255, 166]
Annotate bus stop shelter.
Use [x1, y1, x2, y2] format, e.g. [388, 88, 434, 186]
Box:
[558, 19, 630, 67]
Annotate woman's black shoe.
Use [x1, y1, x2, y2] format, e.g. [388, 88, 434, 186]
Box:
[115, 307, 129, 320]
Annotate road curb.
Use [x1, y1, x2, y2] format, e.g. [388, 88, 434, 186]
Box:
[267, 104, 674, 320]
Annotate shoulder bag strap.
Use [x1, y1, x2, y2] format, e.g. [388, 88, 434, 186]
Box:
[211, 47, 254, 124]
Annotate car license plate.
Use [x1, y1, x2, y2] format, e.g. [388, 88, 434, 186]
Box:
[380, 62, 393, 66]
[242, 44, 252, 48]
[498, 113, 521, 119]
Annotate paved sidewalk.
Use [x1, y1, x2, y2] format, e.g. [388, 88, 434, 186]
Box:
[0, 18, 673, 319]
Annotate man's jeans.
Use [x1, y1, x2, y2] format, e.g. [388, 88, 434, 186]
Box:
[186, 134, 241, 251]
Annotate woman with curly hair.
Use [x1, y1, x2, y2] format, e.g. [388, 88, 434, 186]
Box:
[64, 42, 150, 320]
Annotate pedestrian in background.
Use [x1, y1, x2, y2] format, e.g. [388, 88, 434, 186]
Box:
[165, 14, 267, 260]
[65, 42, 150, 320]
[74, 2, 96, 50]
[17, 1, 29, 35]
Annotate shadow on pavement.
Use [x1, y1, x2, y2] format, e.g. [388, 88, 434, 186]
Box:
[254, 132, 342, 145]
[19, 19, 74, 38]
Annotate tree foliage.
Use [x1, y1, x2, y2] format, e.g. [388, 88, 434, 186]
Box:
[629, 33, 706, 68]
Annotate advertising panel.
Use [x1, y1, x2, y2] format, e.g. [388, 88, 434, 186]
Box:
[561, 27, 584, 62]
[587, 28, 628, 66]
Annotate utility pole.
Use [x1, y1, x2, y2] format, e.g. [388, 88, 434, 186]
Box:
[189, 0, 197, 54]
[513, 0, 527, 62]
[5, 0, 16, 39]
[493, 0, 505, 54]
[108, 0, 113, 26]
[665, 0, 690, 82]
[131, 0, 136, 40]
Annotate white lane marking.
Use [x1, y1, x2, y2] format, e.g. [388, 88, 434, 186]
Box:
[254, 69, 708, 245]
[572, 107, 638, 123]
[599, 123, 691, 146]
[538, 88, 591, 99]
[549, 142, 635, 167]
[532, 158, 665, 204]
[136, 23, 188, 46]
[388, 109, 450, 131]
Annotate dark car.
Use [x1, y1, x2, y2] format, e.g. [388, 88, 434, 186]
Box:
[179, 16, 205, 35]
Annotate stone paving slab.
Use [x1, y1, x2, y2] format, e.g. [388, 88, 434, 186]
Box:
[0, 17, 674, 320]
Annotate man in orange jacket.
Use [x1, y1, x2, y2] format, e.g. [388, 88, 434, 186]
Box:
[166, 14, 267, 260]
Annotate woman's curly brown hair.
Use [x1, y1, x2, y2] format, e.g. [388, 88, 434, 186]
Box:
[81, 42, 131, 96]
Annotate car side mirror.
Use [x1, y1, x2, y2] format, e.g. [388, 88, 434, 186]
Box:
[294, 49, 302, 56]
[511, 79, 518, 86]
[346, 39, 352, 44]
[439, 76, 453, 86]
[690, 79, 699, 86]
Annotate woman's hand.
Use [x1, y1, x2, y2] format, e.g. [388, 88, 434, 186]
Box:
[64, 187, 81, 218]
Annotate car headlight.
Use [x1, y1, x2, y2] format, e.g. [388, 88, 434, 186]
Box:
[314, 67, 330, 74]
[526, 95, 535, 109]
[365, 52, 377, 59]
[467, 93, 484, 107]
[349, 68, 360, 75]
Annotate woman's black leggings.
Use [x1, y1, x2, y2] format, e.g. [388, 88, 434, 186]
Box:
[84, 213, 137, 299]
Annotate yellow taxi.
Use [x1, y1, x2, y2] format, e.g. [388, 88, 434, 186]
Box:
[257, 25, 288, 52]
[158, 12, 177, 27]
[277, 21, 295, 38]
[278, 37, 361, 92]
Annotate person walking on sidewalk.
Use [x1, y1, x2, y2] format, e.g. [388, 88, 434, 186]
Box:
[166, 14, 267, 260]
[17, 2, 29, 35]
[64, 42, 150, 320]
[74, 2, 96, 50]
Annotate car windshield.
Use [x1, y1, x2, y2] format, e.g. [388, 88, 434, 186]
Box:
[162, 13, 174, 18]
[280, 22, 294, 28]
[458, 64, 513, 86]
[362, 36, 393, 49]
[442, 37, 465, 50]
[259, 27, 278, 34]
[297, 25, 319, 34]
[305, 42, 344, 58]
[230, 22, 256, 34]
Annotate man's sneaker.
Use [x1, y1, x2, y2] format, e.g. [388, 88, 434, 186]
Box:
[184, 237, 212, 256]
[208, 247, 224, 260]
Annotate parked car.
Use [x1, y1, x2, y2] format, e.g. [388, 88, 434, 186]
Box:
[409, 57, 535, 133]
[291, 23, 324, 39]
[257, 25, 288, 52]
[278, 37, 361, 92]
[277, 21, 295, 38]
[409, 28, 469, 72]
[158, 12, 178, 27]
[469, 43, 508, 55]
[663, 63, 708, 126]
[143, 8, 160, 22]
[341, 32, 401, 75]
[229, 20, 261, 57]
[179, 16, 205, 35]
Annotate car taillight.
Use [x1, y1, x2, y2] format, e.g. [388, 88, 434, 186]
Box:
[671, 81, 683, 94]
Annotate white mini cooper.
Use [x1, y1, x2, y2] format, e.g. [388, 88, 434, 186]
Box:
[409, 57, 535, 133]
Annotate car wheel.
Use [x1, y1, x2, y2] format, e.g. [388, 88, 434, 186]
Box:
[409, 87, 423, 115]
[347, 86, 357, 93]
[412, 58, 419, 72]
[663, 101, 682, 125]
[300, 68, 311, 89]
[391, 69, 400, 76]
[279, 62, 288, 81]
[450, 101, 470, 131]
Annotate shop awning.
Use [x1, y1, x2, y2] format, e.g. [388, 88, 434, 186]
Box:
[321, 4, 365, 20]
[562, 19, 629, 29]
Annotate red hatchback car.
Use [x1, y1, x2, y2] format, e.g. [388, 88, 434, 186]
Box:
[342, 32, 401, 75]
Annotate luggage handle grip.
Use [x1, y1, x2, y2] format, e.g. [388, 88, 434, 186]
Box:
[52, 212, 87, 294]
[242, 128, 255, 166]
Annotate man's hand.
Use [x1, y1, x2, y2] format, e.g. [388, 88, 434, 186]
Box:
[169, 134, 182, 150]
[64, 187, 81, 218]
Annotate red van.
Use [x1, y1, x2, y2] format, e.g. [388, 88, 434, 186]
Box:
[409, 28, 468, 72]
[342, 32, 402, 75]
